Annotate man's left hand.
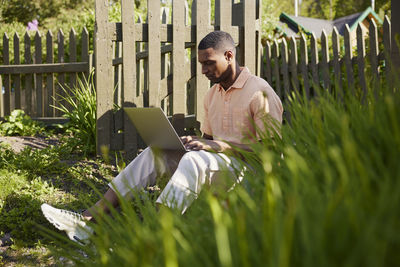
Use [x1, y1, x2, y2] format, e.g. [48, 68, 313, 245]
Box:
[181, 136, 228, 152]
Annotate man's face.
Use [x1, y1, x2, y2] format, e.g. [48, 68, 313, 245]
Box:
[198, 47, 231, 83]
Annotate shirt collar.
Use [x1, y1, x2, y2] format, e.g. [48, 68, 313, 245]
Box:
[217, 67, 251, 92]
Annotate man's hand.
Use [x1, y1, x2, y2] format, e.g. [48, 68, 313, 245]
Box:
[180, 136, 228, 152]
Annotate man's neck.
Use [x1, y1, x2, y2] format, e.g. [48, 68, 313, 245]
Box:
[220, 63, 241, 90]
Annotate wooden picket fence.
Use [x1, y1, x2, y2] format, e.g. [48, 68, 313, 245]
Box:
[96, 0, 263, 159]
[261, 16, 393, 101]
[0, 28, 91, 121]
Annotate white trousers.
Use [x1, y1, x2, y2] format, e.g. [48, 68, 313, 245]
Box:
[109, 147, 243, 213]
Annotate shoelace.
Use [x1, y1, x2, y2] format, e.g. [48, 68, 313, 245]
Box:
[58, 208, 85, 224]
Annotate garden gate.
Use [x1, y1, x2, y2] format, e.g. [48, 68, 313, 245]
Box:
[95, 0, 263, 159]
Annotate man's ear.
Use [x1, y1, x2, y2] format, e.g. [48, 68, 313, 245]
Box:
[224, 50, 234, 62]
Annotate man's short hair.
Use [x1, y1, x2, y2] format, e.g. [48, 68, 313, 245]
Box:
[198, 31, 235, 53]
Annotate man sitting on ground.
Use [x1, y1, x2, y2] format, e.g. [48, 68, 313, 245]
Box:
[41, 31, 283, 244]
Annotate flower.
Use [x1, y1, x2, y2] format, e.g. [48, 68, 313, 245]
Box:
[27, 19, 39, 31]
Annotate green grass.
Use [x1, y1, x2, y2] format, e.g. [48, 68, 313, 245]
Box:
[48, 82, 400, 266]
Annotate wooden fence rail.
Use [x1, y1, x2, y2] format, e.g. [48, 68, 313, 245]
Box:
[0, 27, 91, 119]
[261, 16, 392, 102]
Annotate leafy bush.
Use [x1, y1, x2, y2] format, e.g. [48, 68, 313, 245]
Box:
[55, 79, 400, 266]
[55, 71, 97, 156]
[0, 109, 45, 136]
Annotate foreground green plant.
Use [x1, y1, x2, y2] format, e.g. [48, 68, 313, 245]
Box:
[52, 78, 400, 266]
[0, 109, 45, 136]
[55, 71, 97, 156]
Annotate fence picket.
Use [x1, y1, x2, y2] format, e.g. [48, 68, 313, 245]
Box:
[332, 27, 342, 97]
[215, 0, 232, 32]
[81, 27, 90, 77]
[265, 41, 272, 84]
[13, 33, 21, 109]
[272, 40, 281, 97]
[289, 37, 299, 93]
[34, 31, 43, 116]
[243, 0, 256, 74]
[356, 23, 367, 99]
[281, 38, 290, 98]
[194, 0, 210, 123]
[369, 19, 379, 95]
[300, 33, 310, 98]
[344, 24, 354, 94]
[57, 29, 65, 116]
[3, 33, 11, 116]
[383, 16, 391, 89]
[24, 32, 33, 114]
[148, 0, 161, 107]
[69, 28, 77, 89]
[310, 33, 319, 94]
[45, 31, 54, 117]
[121, 0, 138, 158]
[321, 30, 330, 91]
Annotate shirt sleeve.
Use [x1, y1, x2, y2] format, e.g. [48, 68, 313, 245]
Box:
[249, 90, 282, 140]
[200, 92, 212, 136]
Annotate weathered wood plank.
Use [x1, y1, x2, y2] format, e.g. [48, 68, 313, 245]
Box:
[265, 41, 272, 84]
[383, 16, 391, 89]
[272, 40, 281, 97]
[2, 33, 11, 116]
[121, 0, 138, 158]
[46, 30, 54, 117]
[300, 33, 310, 98]
[95, 0, 113, 153]
[13, 33, 21, 109]
[35, 31, 43, 116]
[194, 0, 210, 124]
[310, 33, 319, 95]
[280, 38, 290, 98]
[81, 27, 90, 77]
[172, 0, 186, 124]
[243, 0, 256, 74]
[356, 23, 367, 99]
[24, 32, 33, 115]
[332, 27, 342, 98]
[344, 24, 355, 95]
[0, 62, 89, 74]
[321, 30, 330, 92]
[56, 29, 65, 116]
[69, 28, 77, 89]
[215, 0, 232, 33]
[289, 36, 300, 93]
[148, 0, 161, 107]
[369, 19, 379, 95]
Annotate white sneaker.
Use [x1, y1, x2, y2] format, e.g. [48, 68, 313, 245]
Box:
[41, 203, 93, 245]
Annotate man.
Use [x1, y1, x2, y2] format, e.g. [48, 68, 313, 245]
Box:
[41, 31, 283, 244]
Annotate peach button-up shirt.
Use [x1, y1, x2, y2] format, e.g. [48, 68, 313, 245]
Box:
[200, 67, 283, 144]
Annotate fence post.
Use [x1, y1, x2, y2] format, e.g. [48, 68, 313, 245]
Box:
[46, 30, 54, 117]
[34, 31, 43, 117]
[95, 0, 113, 155]
[3, 33, 11, 116]
[369, 19, 379, 96]
[148, 0, 161, 107]
[321, 30, 330, 92]
[24, 32, 33, 115]
[392, 0, 400, 74]
[14, 33, 21, 110]
[172, 0, 186, 136]
[356, 23, 367, 100]
[310, 33, 319, 95]
[344, 24, 355, 95]
[300, 33, 310, 98]
[289, 36, 299, 93]
[264, 41, 272, 84]
[332, 27, 342, 98]
[194, 0, 210, 125]
[121, 0, 138, 160]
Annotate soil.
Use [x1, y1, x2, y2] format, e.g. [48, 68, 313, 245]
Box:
[0, 135, 61, 153]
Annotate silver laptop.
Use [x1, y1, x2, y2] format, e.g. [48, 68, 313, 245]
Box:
[124, 107, 188, 151]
